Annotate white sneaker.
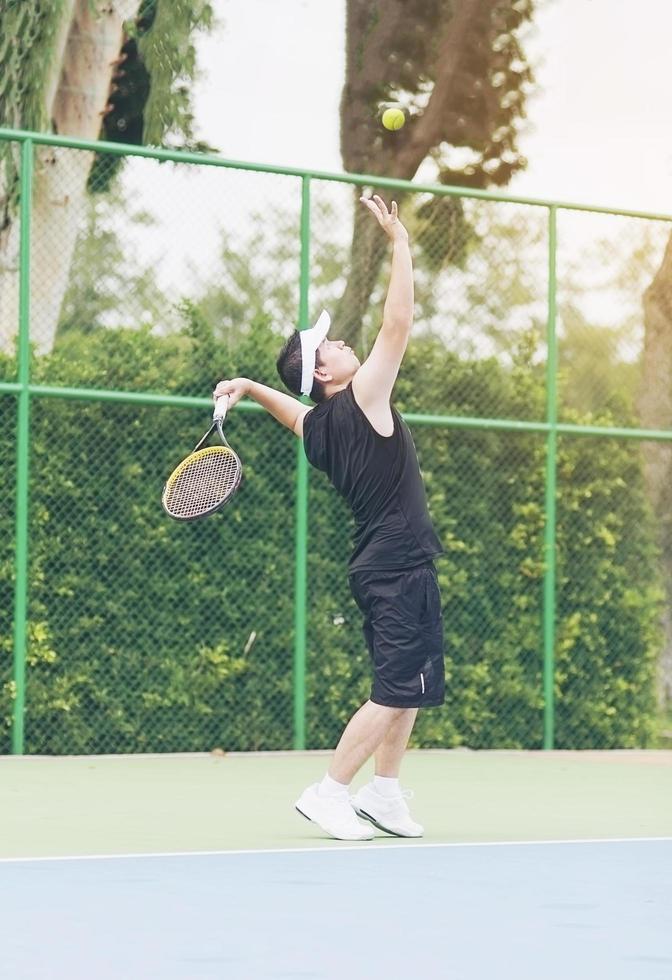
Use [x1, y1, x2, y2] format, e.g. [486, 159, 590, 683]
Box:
[351, 783, 424, 838]
[295, 784, 374, 841]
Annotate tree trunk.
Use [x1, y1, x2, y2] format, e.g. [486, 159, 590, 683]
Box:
[0, 0, 140, 355]
[639, 231, 672, 706]
[0, 0, 77, 354]
[336, 0, 497, 346]
[0, 214, 20, 355]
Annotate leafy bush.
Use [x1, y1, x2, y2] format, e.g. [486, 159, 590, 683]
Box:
[0, 320, 662, 753]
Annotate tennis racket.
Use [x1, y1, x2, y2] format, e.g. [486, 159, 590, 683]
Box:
[162, 395, 242, 521]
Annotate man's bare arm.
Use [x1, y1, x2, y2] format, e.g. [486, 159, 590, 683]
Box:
[212, 377, 310, 437]
[351, 197, 413, 416]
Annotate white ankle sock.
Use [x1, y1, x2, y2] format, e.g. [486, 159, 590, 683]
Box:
[318, 773, 349, 799]
[374, 775, 401, 798]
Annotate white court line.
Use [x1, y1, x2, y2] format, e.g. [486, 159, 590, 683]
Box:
[1, 836, 671, 865]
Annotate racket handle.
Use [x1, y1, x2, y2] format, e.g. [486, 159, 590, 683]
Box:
[213, 394, 229, 421]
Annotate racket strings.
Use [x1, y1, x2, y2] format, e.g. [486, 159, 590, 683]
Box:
[162, 446, 241, 519]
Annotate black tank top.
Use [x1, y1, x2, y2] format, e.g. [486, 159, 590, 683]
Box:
[303, 383, 443, 572]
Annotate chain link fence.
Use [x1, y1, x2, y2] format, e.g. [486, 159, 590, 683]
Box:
[1, 130, 671, 755]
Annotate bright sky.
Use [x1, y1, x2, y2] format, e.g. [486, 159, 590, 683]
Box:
[192, 0, 672, 214]
[119, 0, 672, 318]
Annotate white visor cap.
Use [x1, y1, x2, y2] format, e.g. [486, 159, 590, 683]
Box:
[299, 310, 331, 396]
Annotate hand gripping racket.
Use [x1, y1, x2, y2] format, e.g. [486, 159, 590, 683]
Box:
[162, 395, 242, 521]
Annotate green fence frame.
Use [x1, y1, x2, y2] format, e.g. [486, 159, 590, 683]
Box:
[2, 127, 672, 754]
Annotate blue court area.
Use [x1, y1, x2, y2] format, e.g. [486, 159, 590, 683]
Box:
[3, 838, 671, 979]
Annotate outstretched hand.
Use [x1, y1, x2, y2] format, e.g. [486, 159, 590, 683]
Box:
[360, 194, 408, 243]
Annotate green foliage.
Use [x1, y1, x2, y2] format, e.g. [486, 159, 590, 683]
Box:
[190, 197, 352, 361]
[0, 0, 71, 215]
[56, 181, 170, 340]
[0, 187, 664, 754]
[414, 196, 475, 272]
[557, 221, 670, 420]
[302, 331, 659, 751]
[559, 305, 640, 418]
[137, 0, 214, 148]
[0, 297, 662, 754]
[90, 0, 216, 190]
[0, 0, 215, 197]
[0, 374, 16, 740]
[1, 325, 298, 753]
[554, 428, 662, 747]
[0, 0, 72, 131]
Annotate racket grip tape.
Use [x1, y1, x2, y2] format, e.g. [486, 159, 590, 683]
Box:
[213, 394, 229, 421]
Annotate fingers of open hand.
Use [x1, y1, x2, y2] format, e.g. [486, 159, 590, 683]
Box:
[372, 194, 388, 216]
[360, 195, 397, 226]
[359, 195, 379, 216]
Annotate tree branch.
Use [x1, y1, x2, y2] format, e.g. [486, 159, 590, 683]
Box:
[391, 0, 498, 179]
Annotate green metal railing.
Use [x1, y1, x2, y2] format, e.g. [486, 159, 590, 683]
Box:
[2, 126, 672, 754]
[543, 206, 558, 749]
[10, 136, 33, 754]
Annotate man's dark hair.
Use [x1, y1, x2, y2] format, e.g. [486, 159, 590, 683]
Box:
[276, 331, 327, 404]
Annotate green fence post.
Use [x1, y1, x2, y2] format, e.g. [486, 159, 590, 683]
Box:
[543, 205, 559, 750]
[293, 175, 311, 750]
[11, 138, 33, 755]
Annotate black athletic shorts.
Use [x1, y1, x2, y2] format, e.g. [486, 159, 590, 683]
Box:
[348, 560, 445, 709]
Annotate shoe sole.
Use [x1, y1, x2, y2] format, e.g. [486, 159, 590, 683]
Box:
[295, 805, 374, 841]
[354, 806, 423, 839]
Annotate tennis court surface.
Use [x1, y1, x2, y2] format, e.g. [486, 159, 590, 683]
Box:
[1, 749, 671, 979]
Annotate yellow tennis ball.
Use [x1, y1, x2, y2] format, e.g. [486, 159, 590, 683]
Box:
[382, 107, 405, 131]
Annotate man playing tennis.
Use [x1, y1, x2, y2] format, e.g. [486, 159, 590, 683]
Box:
[213, 195, 444, 840]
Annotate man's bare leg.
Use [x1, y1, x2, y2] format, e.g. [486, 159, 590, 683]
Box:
[375, 707, 418, 778]
[349, 706, 424, 837]
[327, 700, 407, 785]
[298, 702, 422, 840]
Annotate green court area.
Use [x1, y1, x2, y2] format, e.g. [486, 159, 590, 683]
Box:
[1, 749, 670, 859]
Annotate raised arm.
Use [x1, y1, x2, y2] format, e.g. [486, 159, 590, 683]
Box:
[351, 196, 413, 423]
[212, 377, 309, 436]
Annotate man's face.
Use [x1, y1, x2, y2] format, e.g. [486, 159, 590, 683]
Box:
[316, 338, 361, 385]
